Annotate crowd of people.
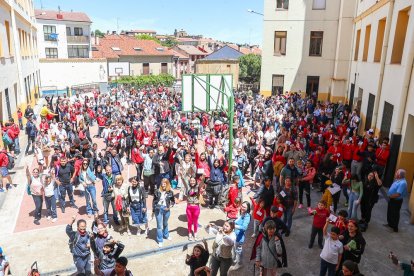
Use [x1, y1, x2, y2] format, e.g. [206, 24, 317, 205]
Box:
[0, 85, 412, 276]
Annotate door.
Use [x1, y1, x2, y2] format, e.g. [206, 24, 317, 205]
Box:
[143, 63, 150, 75]
[271, 75, 284, 96]
[349, 83, 355, 107]
[380, 101, 394, 139]
[5, 88, 12, 119]
[356, 88, 363, 113]
[365, 93, 375, 130]
[306, 76, 320, 99]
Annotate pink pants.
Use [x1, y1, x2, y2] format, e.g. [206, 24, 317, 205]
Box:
[186, 204, 200, 234]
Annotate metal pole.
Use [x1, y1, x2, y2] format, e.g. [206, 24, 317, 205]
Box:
[228, 94, 234, 183]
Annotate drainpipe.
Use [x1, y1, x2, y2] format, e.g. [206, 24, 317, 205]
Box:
[346, 0, 360, 104]
[395, 18, 414, 135]
[371, 0, 395, 130]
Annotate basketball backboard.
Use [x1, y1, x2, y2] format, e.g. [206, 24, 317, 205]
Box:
[181, 74, 233, 112]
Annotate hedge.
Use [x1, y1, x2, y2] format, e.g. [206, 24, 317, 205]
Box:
[114, 74, 175, 88]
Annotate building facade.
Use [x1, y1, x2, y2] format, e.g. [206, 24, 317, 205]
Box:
[35, 9, 92, 59]
[92, 35, 174, 81]
[260, 0, 356, 100]
[0, 0, 40, 123]
[348, 0, 414, 220]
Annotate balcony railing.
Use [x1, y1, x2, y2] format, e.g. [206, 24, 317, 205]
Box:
[67, 35, 89, 44]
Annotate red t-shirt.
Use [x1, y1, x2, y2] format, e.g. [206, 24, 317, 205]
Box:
[311, 207, 330, 229]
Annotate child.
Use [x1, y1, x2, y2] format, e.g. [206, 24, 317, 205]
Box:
[255, 220, 283, 276]
[92, 239, 125, 270]
[17, 108, 23, 130]
[185, 239, 210, 276]
[43, 175, 57, 223]
[225, 197, 241, 219]
[319, 220, 343, 276]
[254, 153, 264, 189]
[272, 195, 285, 219]
[250, 197, 266, 238]
[321, 180, 334, 212]
[332, 210, 348, 235]
[309, 200, 330, 249]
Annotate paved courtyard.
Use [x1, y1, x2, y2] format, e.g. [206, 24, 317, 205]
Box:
[0, 106, 412, 275]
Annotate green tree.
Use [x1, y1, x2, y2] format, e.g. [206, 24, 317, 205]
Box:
[161, 38, 178, 48]
[239, 54, 261, 83]
[135, 34, 160, 43]
[94, 29, 105, 38]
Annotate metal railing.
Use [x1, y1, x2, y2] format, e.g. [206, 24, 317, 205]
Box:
[67, 35, 89, 44]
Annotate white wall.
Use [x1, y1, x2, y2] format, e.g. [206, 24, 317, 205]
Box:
[260, 0, 355, 98]
[39, 59, 108, 89]
[37, 19, 91, 59]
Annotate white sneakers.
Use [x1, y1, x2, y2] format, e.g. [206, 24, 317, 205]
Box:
[52, 218, 57, 223]
[158, 243, 163, 248]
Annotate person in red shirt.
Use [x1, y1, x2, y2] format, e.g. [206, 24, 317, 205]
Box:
[342, 138, 354, 169]
[0, 148, 13, 191]
[327, 139, 343, 163]
[308, 200, 330, 249]
[131, 141, 144, 181]
[374, 140, 390, 177]
[17, 108, 23, 130]
[95, 114, 107, 138]
[250, 197, 266, 237]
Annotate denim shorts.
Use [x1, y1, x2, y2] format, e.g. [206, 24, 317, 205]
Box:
[0, 167, 9, 177]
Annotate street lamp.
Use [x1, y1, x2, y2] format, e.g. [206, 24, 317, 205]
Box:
[247, 9, 264, 16]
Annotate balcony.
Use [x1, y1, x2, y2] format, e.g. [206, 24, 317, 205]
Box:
[67, 35, 89, 44]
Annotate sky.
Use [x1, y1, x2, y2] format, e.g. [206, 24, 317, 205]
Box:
[34, 0, 264, 46]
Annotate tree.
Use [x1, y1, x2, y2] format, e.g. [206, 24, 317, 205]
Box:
[135, 34, 159, 42]
[161, 38, 178, 48]
[239, 54, 261, 84]
[95, 29, 105, 38]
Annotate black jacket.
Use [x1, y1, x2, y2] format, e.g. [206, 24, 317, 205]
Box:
[152, 189, 175, 210]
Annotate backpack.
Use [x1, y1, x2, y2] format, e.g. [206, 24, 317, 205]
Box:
[68, 231, 80, 253]
[2, 132, 12, 146]
[6, 153, 15, 170]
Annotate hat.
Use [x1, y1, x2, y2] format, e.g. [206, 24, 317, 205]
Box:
[231, 161, 238, 167]
[0, 247, 3, 254]
[325, 180, 333, 186]
[368, 129, 374, 134]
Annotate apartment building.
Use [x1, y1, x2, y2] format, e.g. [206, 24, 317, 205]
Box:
[0, 0, 40, 122]
[35, 9, 92, 59]
[348, 0, 414, 212]
[260, 0, 356, 100]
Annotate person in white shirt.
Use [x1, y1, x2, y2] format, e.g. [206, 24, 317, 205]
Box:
[264, 126, 277, 148]
[53, 122, 67, 141]
[320, 219, 343, 276]
[43, 174, 58, 222]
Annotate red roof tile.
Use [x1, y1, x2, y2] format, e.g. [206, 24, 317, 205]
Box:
[35, 9, 91, 23]
[92, 35, 175, 59]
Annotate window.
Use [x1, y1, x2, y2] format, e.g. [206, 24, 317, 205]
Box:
[43, 25, 57, 41]
[362, 25, 371, 61]
[309, 31, 323, 56]
[272, 75, 284, 95]
[391, 7, 410, 64]
[5, 20, 13, 55]
[374, 18, 386, 62]
[143, 63, 150, 75]
[111, 47, 121, 51]
[354, 29, 361, 61]
[276, 0, 289, 9]
[74, 27, 83, 36]
[161, 63, 168, 74]
[380, 101, 394, 139]
[66, 27, 71, 36]
[274, 31, 287, 55]
[68, 45, 89, 58]
[313, 0, 326, 10]
[45, 47, 58, 58]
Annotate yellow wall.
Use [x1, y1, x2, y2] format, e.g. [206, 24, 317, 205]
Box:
[260, 91, 272, 97]
[330, 95, 346, 103]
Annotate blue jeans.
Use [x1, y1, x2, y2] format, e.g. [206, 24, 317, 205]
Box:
[14, 138, 20, 153]
[103, 196, 118, 224]
[73, 255, 91, 274]
[32, 195, 43, 220]
[59, 184, 75, 208]
[348, 191, 360, 220]
[319, 258, 336, 276]
[155, 205, 170, 243]
[283, 205, 294, 231]
[45, 195, 57, 218]
[85, 185, 98, 215]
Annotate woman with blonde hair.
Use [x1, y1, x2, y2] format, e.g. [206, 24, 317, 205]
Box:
[112, 175, 131, 235]
[153, 178, 175, 247]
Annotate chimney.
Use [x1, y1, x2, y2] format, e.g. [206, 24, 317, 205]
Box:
[95, 35, 99, 46]
[107, 30, 110, 35]
[57, 13, 63, 19]
[112, 31, 117, 35]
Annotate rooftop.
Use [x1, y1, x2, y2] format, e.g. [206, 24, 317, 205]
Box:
[175, 45, 208, 56]
[35, 9, 92, 23]
[202, 45, 243, 61]
[92, 35, 175, 59]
